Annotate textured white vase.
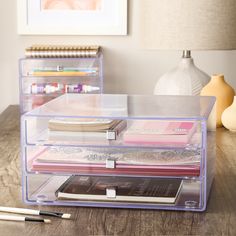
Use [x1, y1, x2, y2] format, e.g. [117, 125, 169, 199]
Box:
[222, 96, 236, 132]
[154, 57, 210, 95]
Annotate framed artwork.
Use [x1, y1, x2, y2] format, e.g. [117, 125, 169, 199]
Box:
[17, 0, 127, 35]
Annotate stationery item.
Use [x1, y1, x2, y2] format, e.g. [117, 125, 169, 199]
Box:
[31, 147, 200, 176]
[25, 45, 101, 58]
[27, 45, 100, 51]
[0, 206, 71, 219]
[30, 66, 98, 72]
[65, 84, 100, 93]
[56, 175, 183, 204]
[32, 161, 200, 176]
[123, 120, 198, 145]
[30, 83, 100, 94]
[31, 83, 64, 94]
[0, 214, 51, 223]
[48, 120, 127, 141]
[48, 118, 123, 132]
[29, 71, 97, 77]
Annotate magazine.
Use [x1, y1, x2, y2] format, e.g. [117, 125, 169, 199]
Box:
[56, 175, 183, 204]
[31, 147, 200, 176]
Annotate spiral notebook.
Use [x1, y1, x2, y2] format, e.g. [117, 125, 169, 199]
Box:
[25, 45, 101, 58]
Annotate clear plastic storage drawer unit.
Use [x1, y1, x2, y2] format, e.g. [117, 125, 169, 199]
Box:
[21, 94, 216, 211]
[19, 55, 103, 113]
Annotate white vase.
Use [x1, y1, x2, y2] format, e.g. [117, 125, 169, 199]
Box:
[222, 96, 236, 132]
[154, 57, 210, 95]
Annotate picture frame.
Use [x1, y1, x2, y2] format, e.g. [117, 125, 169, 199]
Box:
[17, 0, 127, 35]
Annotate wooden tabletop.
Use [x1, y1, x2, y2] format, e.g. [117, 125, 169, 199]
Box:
[0, 105, 235, 236]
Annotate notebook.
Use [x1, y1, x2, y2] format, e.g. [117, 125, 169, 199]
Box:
[56, 175, 183, 204]
[48, 118, 123, 132]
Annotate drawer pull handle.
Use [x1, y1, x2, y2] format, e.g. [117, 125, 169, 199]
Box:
[106, 159, 116, 169]
[106, 188, 116, 198]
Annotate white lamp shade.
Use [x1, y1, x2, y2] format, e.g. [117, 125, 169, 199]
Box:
[141, 0, 236, 50]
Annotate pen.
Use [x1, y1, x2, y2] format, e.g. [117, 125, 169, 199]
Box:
[0, 214, 51, 223]
[0, 206, 71, 219]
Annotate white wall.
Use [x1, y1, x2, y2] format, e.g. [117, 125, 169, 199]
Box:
[0, 0, 236, 113]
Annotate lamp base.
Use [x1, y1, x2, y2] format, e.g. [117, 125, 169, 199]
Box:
[154, 57, 210, 95]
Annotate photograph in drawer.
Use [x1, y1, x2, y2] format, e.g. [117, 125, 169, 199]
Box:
[28, 147, 201, 177]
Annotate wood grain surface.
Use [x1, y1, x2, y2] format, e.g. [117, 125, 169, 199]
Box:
[0, 106, 235, 236]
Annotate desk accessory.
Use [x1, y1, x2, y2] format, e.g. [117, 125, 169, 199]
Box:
[0, 206, 71, 219]
[48, 119, 127, 141]
[48, 119, 122, 132]
[25, 45, 101, 58]
[30, 83, 100, 94]
[55, 175, 183, 204]
[19, 45, 103, 113]
[123, 120, 197, 145]
[31, 147, 201, 177]
[0, 214, 51, 224]
[21, 94, 215, 211]
[141, 0, 236, 95]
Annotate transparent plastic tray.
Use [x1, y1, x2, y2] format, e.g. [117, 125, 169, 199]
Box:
[19, 56, 103, 113]
[23, 173, 205, 211]
[21, 94, 216, 211]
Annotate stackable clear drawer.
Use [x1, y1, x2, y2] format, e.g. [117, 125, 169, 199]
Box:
[19, 56, 103, 113]
[21, 94, 215, 211]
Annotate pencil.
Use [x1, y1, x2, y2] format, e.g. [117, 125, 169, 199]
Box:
[29, 71, 95, 76]
[0, 214, 51, 223]
[0, 207, 71, 219]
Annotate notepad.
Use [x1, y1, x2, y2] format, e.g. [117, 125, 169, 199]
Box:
[48, 118, 123, 132]
[123, 121, 198, 145]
